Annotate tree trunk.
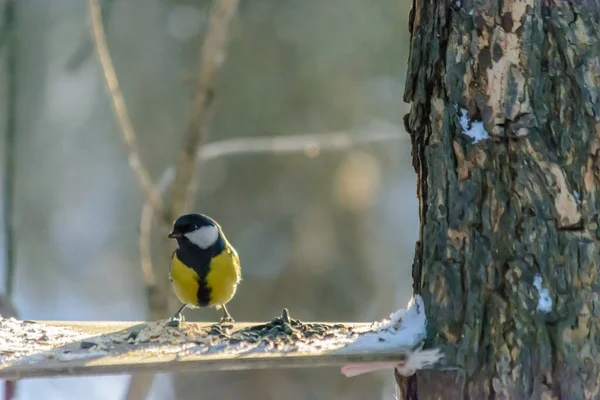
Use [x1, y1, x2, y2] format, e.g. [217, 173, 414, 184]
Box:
[401, 0, 600, 398]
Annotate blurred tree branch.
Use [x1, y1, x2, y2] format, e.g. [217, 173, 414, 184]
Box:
[66, 0, 116, 71]
[138, 170, 174, 307]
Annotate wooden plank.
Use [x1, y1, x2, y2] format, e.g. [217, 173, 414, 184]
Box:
[0, 311, 417, 379]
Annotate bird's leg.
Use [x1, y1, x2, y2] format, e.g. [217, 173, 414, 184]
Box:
[219, 305, 234, 325]
[173, 304, 187, 321]
[167, 304, 187, 327]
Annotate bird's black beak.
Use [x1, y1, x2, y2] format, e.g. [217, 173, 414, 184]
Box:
[168, 232, 182, 239]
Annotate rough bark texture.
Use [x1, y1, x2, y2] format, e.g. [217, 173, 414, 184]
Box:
[402, 0, 600, 398]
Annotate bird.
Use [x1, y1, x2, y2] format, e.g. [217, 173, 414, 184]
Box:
[167, 213, 241, 325]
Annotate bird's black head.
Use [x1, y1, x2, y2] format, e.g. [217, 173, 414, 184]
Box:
[168, 214, 220, 249]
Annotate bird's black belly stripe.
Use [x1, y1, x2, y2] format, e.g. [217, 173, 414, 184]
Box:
[195, 277, 211, 307]
[175, 236, 226, 307]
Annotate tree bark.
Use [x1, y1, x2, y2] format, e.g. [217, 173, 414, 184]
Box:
[401, 0, 600, 398]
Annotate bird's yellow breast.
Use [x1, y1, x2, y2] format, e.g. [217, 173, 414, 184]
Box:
[170, 253, 200, 307]
[205, 249, 241, 306]
[170, 248, 241, 308]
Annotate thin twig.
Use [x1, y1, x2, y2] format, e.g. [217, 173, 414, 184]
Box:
[166, 0, 239, 222]
[139, 170, 174, 295]
[200, 129, 406, 160]
[138, 202, 156, 288]
[182, 109, 216, 214]
[165, 129, 407, 187]
[66, 0, 116, 71]
[89, 0, 164, 214]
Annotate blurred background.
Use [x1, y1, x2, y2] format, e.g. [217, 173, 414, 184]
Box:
[0, 0, 417, 399]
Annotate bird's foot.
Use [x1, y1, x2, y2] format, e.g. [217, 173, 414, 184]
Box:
[167, 313, 186, 328]
[219, 315, 234, 326]
[166, 319, 180, 328]
[219, 304, 234, 326]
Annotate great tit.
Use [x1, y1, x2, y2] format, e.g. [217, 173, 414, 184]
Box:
[167, 213, 241, 324]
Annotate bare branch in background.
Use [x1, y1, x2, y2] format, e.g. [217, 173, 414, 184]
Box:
[138, 170, 174, 311]
[200, 129, 406, 160]
[66, 0, 116, 71]
[160, 129, 408, 195]
[89, 0, 164, 215]
[166, 0, 239, 222]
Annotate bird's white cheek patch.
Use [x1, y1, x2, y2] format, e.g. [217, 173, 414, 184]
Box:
[185, 225, 219, 249]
